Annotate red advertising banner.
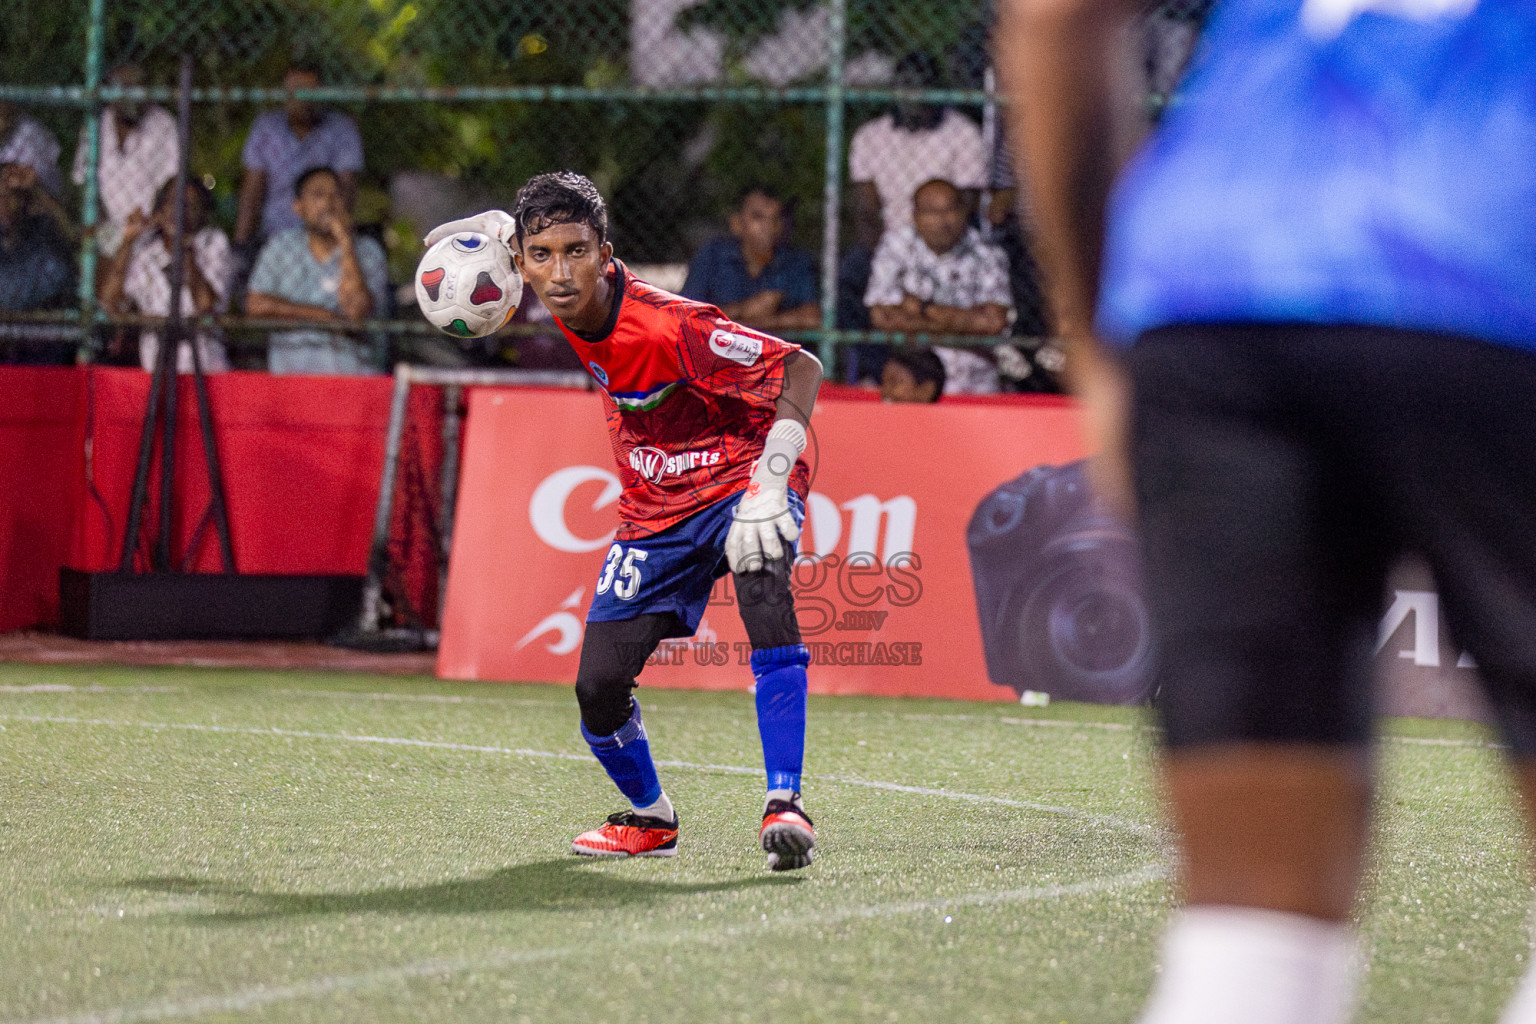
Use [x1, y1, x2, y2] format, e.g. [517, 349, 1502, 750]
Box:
[437, 388, 1102, 702]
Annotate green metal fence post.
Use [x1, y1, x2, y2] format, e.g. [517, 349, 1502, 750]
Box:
[817, 0, 848, 374]
[76, 0, 107, 363]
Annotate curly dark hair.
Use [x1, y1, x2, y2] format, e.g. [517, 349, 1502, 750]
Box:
[887, 345, 946, 402]
[513, 171, 608, 247]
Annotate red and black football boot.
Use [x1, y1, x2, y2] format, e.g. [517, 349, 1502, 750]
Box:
[572, 810, 679, 858]
[760, 795, 815, 871]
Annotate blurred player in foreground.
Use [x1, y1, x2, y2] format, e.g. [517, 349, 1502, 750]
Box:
[428, 172, 823, 870]
[999, 0, 1536, 1021]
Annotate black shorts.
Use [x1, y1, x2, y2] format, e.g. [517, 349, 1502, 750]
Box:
[1128, 323, 1536, 754]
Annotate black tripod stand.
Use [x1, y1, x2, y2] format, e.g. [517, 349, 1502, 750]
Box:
[118, 55, 235, 575]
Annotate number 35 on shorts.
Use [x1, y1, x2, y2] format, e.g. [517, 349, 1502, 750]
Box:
[595, 543, 648, 601]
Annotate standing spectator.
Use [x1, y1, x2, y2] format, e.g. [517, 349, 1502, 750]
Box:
[0, 103, 63, 197]
[246, 167, 388, 375]
[71, 64, 180, 259]
[0, 163, 74, 363]
[234, 65, 363, 250]
[99, 179, 231, 374]
[879, 345, 946, 403]
[681, 184, 818, 332]
[840, 50, 987, 354]
[864, 178, 1014, 393]
[848, 52, 988, 244]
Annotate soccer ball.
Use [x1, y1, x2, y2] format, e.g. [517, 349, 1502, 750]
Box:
[414, 231, 522, 338]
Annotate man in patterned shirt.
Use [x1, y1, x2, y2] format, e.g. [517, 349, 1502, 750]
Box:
[427, 172, 824, 870]
[865, 178, 1016, 393]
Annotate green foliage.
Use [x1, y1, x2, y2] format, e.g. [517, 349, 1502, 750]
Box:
[74, 0, 731, 260]
[678, 0, 991, 80]
[6, 0, 982, 264]
[697, 103, 828, 252]
[0, 0, 89, 85]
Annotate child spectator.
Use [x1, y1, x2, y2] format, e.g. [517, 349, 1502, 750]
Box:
[880, 345, 946, 403]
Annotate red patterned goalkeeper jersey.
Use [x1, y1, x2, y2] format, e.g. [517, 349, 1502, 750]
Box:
[553, 259, 811, 540]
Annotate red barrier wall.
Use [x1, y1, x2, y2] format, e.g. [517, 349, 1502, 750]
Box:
[437, 388, 1090, 701]
[0, 369, 87, 632]
[0, 367, 441, 633]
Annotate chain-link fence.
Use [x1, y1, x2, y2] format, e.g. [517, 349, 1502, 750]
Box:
[0, 0, 1211, 390]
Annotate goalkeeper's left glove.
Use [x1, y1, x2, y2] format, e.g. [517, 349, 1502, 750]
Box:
[725, 419, 806, 573]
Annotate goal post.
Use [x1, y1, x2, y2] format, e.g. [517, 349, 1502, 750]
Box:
[335, 363, 590, 652]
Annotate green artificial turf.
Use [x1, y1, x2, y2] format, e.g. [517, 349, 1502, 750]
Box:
[0, 662, 1529, 1023]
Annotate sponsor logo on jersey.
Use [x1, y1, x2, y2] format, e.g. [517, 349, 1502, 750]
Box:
[588, 362, 609, 386]
[419, 266, 445, 302]
[628, 446, 724, 484]
[708, 328, 763, 366]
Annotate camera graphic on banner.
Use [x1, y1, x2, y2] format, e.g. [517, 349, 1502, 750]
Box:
[967, 459, 1156, 706]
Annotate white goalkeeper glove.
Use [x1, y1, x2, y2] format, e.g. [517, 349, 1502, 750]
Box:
[726, 419, 807, 573]
[423, 210, 518, 254]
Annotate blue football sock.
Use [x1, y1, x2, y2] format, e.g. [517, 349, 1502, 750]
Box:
[752, 644, 809, 793]
[581, 698, 663, 809]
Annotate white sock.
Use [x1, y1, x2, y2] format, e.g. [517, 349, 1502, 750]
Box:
[1139, 906, 1358, 1024]
[632, 790, 674, 822]
[766, 788, 798, 809]
[1500, 948, 1536, 1023]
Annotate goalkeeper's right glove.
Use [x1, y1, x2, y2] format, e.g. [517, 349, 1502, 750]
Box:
[423, 210, 517, 254]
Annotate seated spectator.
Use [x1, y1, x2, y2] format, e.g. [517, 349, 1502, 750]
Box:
[72, 64, 180, 259]
[0, 163, 72, 310]
[681, 184, 818, 332]
[0, 163, 74, 363]
[246, 166, 388, 376]
[99, 178, 231, 374]
[880, 345, 946, 403]
[235, 64, 363, 250]
[0, 103, 63, 197]
[864, 178, 1014, 394]
[0, 161, 73, 245]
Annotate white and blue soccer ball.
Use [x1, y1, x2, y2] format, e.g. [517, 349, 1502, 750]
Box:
[414, 231, 522, 339]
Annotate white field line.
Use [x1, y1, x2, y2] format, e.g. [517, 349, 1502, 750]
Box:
[6, 863, 1166, 1024]
[0, 714, 592, 764]
[0, 682, 1502, 749]
[0, 685, 178, 694]
[0, 714, 1155, 836]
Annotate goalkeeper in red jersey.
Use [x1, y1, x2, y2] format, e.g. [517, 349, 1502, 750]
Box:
[428, 172, 823, 870]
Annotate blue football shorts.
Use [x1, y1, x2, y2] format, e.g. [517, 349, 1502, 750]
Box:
[585, 489, 806, 638]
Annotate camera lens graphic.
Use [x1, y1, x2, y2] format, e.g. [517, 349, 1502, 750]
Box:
[1050, 586, 1145, 675]
[967, 461, 1156, 706]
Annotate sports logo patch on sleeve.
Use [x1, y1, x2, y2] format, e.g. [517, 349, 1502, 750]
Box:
[708, 328, 763, 367]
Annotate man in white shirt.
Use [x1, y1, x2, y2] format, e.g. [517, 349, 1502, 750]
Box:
[72, 64, 180, 259]
[839, 51, 989, 354]
[864, 178, 1014, 394]
[847, 52, 988, 245]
